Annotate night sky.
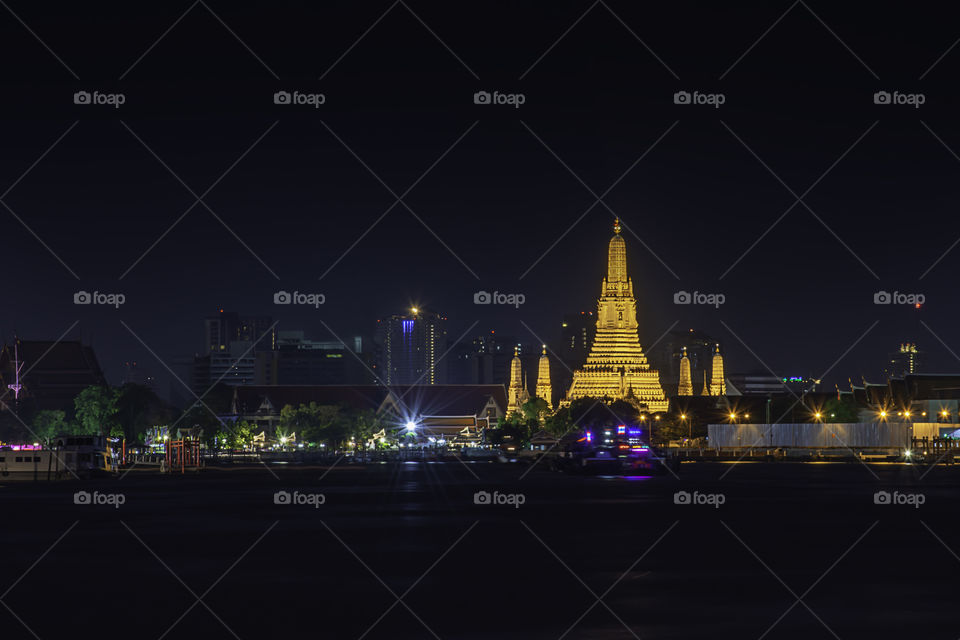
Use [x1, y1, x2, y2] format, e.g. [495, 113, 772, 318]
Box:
[3, 1, 959, 400]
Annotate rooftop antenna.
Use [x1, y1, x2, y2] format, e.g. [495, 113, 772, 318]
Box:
[7, 336, 23, 400]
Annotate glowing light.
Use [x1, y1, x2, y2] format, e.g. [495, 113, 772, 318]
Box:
[880, 411, 887, 418]
[680, 414, 686, 419]
[411, 307, 418, 314]
[405, 421, 416, 431]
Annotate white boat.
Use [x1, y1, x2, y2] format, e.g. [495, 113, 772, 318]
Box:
[0, 436, 114, 479]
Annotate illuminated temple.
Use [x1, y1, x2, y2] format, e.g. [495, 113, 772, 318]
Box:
[564, 219, 668, 411]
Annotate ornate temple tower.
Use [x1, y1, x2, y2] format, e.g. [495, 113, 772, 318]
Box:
[565, 219, 668, 411]
[710, 344, 726, 396]
[507, 346, 529, 415]
[678, 347, 693, 396]
[700, 369, 710, 396]
[535, 345, 553, 409]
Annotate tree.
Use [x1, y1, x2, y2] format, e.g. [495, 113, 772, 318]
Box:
[543, 406, 574, 437]
[32, 410, 67, 444]
[521, 397, 549, 423]
[74, 386, 120, 436]
[279, 402, 346, 449]
[822, 397, 861, 423]
[116, 383, 175, 442]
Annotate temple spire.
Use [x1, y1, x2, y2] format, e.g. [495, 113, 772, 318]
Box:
[507, 345, 528, 414]
[535, 345, 553, 409]
[710, 343, 726, 395]
[678, 347, 693, 396]
[565, 219, 666, 411]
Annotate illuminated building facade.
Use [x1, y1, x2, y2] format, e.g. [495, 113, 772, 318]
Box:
[886, 343, 921, 378]
[375, 308, 447, 385]
[565, 220, 667, 411]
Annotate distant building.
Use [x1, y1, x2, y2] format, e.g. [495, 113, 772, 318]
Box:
[374, 308, 447, 385]
[0, 339, 106, 415]
[560, 311, 596, 367]
[268, 330, 371, 385]
[121, 360, 156, 391]
[648, 328, 716, 395]
[232, 384, 507, 441]
[204, 310, 275, 353]
[886, 343, 921, 378]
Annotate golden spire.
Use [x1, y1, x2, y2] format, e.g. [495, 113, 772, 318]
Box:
[710, 343, 726, 396]
[606, 221, 628, 286]
[536, 344, 553, 409]
[678, 346, 693, 396]
[564, 219, 666, 411]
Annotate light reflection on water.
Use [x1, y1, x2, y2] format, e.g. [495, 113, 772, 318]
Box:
[597, 475, 654, 481]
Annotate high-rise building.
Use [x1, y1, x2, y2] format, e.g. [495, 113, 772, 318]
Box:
[565, 219, 667, 411]
[886, 343, 921, 378]
[374, 308, 447, 385]
[204, 310, 275, 353]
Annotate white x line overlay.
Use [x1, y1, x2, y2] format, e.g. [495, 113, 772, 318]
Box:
[123, 519, 277, 640]
[723, 519, 878, 640]
[720, 120, 879, 280]
[321, 519, 478, 640]
[119, 120, 279, 280]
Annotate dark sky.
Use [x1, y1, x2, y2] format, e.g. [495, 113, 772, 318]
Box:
[3, 1, 960, 400]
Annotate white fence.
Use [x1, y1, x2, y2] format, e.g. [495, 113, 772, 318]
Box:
[707, 423, 912, 450]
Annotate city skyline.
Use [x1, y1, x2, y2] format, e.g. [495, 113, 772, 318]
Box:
[4, 3, 960, 401]
[5, 5, 960, 639]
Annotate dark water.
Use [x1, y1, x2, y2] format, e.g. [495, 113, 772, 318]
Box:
[1, 460, 956, 639]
